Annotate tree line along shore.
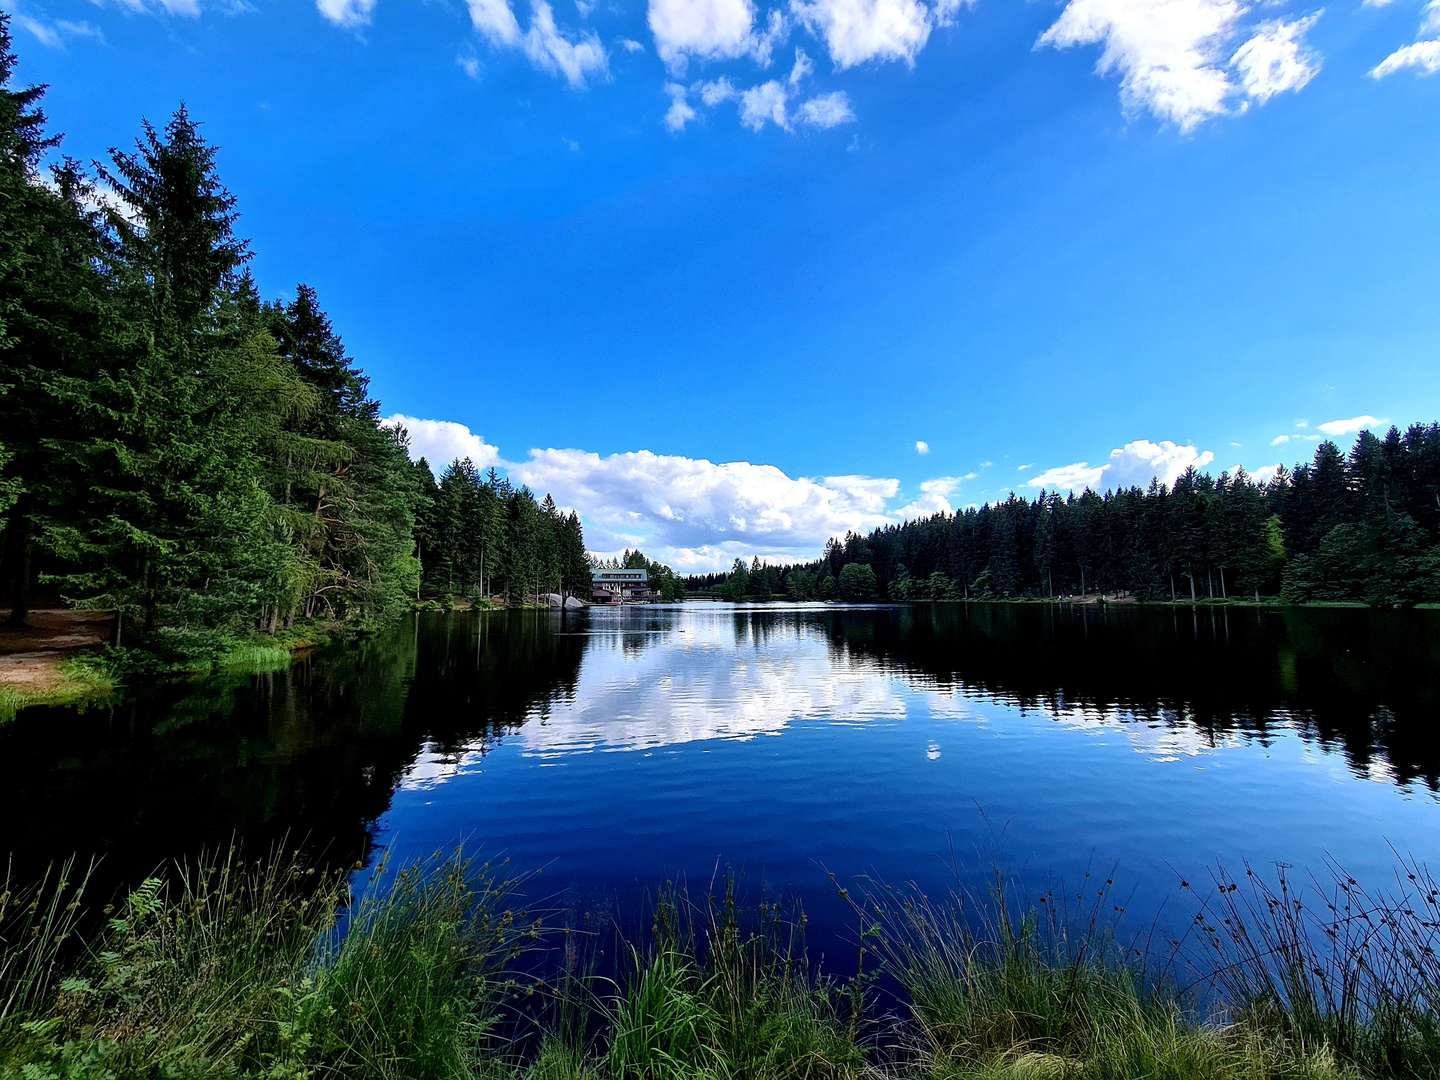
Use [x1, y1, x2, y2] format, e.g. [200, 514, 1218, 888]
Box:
[685, 426, 1440, 607]
[0, 17, 592, 710]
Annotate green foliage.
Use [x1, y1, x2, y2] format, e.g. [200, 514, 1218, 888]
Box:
[836, 563, 878, 601]
[4, 844, 1440, 1079]
[685, 427, 1440, 609]
[0, 22, 587, 668]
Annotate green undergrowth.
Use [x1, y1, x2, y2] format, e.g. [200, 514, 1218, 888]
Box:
[2, 849, 1438, 1079]
[0, 655, 117, 723]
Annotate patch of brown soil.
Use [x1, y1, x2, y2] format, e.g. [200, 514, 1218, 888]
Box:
[0, 610, 112, 692]
[0, 609, 112, 653]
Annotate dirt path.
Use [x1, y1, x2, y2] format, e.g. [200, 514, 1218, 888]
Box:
[0, 610, 112, 693]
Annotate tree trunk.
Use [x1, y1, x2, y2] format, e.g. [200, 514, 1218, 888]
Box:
[1218, 565, 1227, 599]
[5, 513, 33, 627]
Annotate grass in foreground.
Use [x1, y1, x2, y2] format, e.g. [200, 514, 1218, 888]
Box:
[2, 850, 1438, 1079]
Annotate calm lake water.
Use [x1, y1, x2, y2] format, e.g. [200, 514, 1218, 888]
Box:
[6, 602, 1440, 961]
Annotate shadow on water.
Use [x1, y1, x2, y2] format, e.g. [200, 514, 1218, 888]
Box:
[807, 603, 1440, 791]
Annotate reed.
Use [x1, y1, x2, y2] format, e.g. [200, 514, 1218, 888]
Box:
[2, 848, 1438, 1079]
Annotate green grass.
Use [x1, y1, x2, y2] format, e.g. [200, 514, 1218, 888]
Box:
[0, 656, 116, 723]
[2, 850, 1439, 1079]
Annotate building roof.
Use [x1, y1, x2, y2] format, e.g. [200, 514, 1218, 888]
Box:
[591, 568, 649, 582]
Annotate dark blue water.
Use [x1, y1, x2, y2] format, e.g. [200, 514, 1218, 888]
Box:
[6, 602, 1440, 962]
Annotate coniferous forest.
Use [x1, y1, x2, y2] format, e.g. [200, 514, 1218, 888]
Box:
[0, 19, 588, 667]
[689, 428, 1440, 606]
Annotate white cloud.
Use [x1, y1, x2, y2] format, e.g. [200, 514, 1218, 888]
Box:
[1036, 0, 1322, 130]
[1037, 0, 1243, 130]
[457, 53, 482, 78]
[932, 0, 971, 25]
[1295, 419, 1309, 428]
[739, 79, 790, 129]
[895, 476, 966, 518]
[1371, 37, 1440, 76]
[619, 36, 646, 50]
[914, 440, 930, 455]
[647, 0, 773, 71]
[1317, 414, 1387, 436]
[91, 0, 258, 13]
[1230, 11, 1322, 102]
[3, 0, 106, 43]
[797, 89, 856, 125]
[696, 74, 739, 102]
[465, 0, 607, 85]
[383, 415, 501, 471]
[685, 74, 849, 133]
[511, 447, 900, 567]
[1271, 433, 1291, 446]
[791, 0, 932, 68]
[1370, 0, 1440, 76]
[1252, 463, 1283, 484]
[663, 82, 700, 129]
[316, 0, 374, 28]
[1017, 463, 1032, 471]
[469, 0, 523, 46]
[788, 44, 814, 84]
[1027, 439, 1216, 494]
[523, 0, 609, 85]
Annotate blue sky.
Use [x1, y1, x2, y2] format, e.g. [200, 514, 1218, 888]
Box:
[6, 0, 1439, 569]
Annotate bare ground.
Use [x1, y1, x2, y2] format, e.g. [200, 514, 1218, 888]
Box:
[0, 609, 112, 692]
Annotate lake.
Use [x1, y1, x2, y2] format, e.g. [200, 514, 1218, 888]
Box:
[5, 601, 1440, 964]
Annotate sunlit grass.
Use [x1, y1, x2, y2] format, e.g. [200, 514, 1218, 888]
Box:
[2, 849, 1438, 1078]
[0, 656, 116, 723]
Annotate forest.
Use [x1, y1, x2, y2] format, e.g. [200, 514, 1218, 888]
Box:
[0, 18, 587, 668]
[689, 426, 1440, 606]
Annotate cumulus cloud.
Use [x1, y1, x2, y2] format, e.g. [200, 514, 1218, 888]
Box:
[383, 415, 502, 471]
[316, 0, 374, 28]
[663, 82, 700, 129]
[1037, 0, 1324, 131]
[1027, 439, 1216, 494]
[647, 0, 779, 72]
[696, 74, 740, 102]
[895, 476, 966, 518]
[619, 36, 646, 50]
[914, 440, 930, 455]
[682, 74, 852, 133]
[1252, 463, 1283, 484]
[740, 79, 790, 128]
[790, 0, 932, 68]
[1317, 414, 1387, 435]
[467, 0, 607, 85]
[797, 89, 856, 125]
[1230, 12, 1322, 102]
[511, 447, 900, 566]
